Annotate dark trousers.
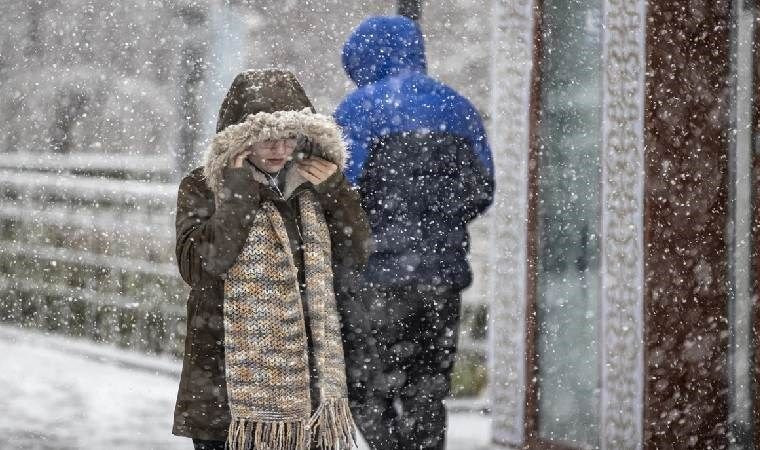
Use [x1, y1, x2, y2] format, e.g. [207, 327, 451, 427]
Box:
[193, 434, 323, 449]
[351, 284, 462, 450]
[192, 439, 225, 450]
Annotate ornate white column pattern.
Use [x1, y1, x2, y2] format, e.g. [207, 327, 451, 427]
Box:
[487, 0, 536, 446]
[599, 0, 646, 448]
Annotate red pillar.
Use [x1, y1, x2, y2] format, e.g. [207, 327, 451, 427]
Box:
[644, 1, 732, 446]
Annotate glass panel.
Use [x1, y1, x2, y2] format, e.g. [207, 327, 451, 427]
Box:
[727, 0, 756, 447]
[535, 0, 602, 446]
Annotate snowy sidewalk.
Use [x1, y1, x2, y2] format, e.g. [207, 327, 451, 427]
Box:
[1, 325, 492, 449]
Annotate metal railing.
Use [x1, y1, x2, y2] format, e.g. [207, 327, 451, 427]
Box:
[0, 157, 187, 356]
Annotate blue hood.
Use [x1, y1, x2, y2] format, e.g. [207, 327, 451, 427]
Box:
[341, 16, 427, 87]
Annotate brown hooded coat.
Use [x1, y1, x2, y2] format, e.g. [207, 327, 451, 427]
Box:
[171, 69, 370, 441]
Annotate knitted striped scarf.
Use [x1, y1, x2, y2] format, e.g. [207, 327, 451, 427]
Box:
[203, 109, 355, 450]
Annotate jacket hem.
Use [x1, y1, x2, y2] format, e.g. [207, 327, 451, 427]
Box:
[172, 424, 229, 441]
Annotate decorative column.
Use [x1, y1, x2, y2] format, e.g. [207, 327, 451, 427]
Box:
[599, 0, 647, 448]
[753, 3, 760, 443]
[488, 0, 537, 446]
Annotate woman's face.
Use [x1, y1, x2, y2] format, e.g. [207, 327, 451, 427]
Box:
[249, 138, 297, 173]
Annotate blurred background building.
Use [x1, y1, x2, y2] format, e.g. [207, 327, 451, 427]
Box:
[1, 0, 759, 449]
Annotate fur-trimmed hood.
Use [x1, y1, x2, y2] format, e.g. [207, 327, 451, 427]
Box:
[203, 107, 347, 198]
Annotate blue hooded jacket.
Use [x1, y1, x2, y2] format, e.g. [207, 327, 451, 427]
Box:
[336, 16, 494, 183]
[335, 15, 494, 290]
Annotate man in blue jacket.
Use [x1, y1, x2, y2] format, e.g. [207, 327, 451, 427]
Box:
[335, 15, 494, 450]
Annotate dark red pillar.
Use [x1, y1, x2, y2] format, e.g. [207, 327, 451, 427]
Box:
[644, 1, 732, 447]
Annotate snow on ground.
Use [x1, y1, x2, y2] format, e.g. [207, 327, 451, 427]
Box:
[1, 325, 492, 449]
[0, 326, 183, 449]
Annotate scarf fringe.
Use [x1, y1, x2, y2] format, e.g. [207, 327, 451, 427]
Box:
[225, 399, 355, 450]
[226, 417, 308, 450]
[307, 398, 357, 450]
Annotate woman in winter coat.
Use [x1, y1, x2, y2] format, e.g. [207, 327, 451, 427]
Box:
[171, 68, 370, 450]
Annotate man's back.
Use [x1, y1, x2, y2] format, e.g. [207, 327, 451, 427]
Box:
[335, 15, 496, 449]
[335, 15, 494, 291]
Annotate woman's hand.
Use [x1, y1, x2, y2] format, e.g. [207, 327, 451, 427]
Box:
[231, 150, 253, 168]
[296, 157, 338, 185]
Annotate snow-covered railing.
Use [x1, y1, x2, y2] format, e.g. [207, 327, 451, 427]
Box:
[0, 204, 173, 242]
[2, 241, 177, 277]
[0, 162, 187, 356]
[0, 152, 175, 181]
[0, 169, 176, 206]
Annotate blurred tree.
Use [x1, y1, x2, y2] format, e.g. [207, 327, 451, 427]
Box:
[23, 0, 45, 59]
[398, 0, 422, 21]
[50, 88, 88, 154]
[176, 2, 209, 176]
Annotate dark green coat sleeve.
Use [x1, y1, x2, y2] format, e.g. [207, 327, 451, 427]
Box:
[315, 171, 371, 277]
[175, 168, 260, 287]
